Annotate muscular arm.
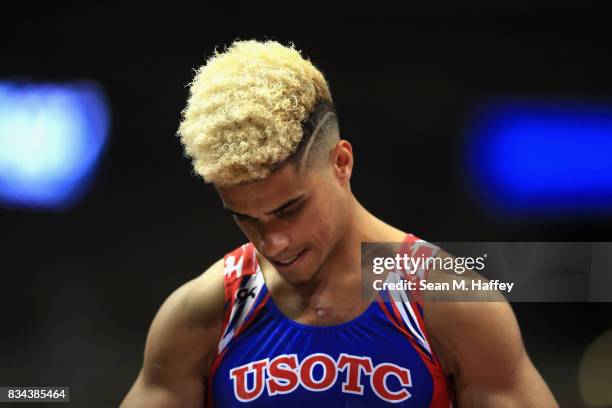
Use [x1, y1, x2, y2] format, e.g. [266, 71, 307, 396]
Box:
[120, 259, 225, 408]
[424, 252, 558, 407]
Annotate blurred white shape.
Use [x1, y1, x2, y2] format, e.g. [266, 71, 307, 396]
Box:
[0, 81, 110, 210]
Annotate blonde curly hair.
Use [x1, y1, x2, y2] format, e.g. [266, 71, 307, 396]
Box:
[177, 39, 334, 185]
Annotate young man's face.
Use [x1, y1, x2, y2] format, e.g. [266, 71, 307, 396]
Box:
[216, 158, 350, 285]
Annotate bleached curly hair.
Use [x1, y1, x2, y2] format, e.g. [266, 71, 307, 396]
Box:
[177, 39, 337, 186]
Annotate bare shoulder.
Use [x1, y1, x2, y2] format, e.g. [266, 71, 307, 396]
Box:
[182, 258, 226, 327]
[120, 258, 226, 408]
[146, 258, 225, 362]
[423, 249, 557, 407]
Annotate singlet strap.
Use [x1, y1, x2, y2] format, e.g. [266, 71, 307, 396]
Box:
[376, 235, 440, 359]
[398, 233, 441, 307]
[217, 243, 268, 355]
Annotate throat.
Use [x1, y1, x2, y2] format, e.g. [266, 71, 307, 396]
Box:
[315, 306, 331, 318]
[287, 300, 371, 326]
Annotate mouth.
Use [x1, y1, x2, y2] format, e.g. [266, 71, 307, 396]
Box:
[271, 248, 308, 268]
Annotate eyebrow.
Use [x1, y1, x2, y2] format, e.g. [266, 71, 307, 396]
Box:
[223, 194, 305, 218]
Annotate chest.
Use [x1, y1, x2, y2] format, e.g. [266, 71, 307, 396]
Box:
[275, 296, 373, 326]
[211, 301, 438, 407]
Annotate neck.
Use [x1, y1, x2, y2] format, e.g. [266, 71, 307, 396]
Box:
[288, 195, 407, 305]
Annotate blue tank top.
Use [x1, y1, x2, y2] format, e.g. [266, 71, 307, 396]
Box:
[208, 235, 452, 407]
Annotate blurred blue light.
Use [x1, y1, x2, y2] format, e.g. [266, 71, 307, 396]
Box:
[0, 81, 110, 210]
[465, 98, 612, 216]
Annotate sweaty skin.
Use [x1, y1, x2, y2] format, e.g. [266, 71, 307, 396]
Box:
[121, 140, 558, 407]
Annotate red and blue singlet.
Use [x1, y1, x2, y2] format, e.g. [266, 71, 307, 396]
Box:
[208, 234, 453, 407]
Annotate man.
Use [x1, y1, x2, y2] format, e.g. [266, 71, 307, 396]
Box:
[121, 40, 557, 407]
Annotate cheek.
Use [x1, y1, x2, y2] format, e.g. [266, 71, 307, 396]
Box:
[305, 200, 339, 242]
[317, 189, 343, 225]
[235, 220, 259, 243]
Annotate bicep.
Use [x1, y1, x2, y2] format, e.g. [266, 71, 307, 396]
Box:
[121, 369, 204, 408]
[121, 260, 225, 408]
[427, 299, 557, 407]
[120, 301, 209, 408]
[456, 344, 557, 407]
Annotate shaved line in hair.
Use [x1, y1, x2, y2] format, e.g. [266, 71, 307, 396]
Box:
[299, 110, 337, 170]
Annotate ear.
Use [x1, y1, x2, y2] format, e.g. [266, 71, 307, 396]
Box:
[332, 140, 353, 183]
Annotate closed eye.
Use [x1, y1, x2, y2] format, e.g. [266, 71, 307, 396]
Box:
[233, 213, 252, 221]
[226, 197, 306, 221]
[276, 202, 304, 218]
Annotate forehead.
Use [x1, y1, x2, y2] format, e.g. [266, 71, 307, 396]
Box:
[216, 164, 309, 214]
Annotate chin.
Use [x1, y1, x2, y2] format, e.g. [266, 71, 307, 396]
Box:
[281, 268, 317, 286]
[281, 256, 322, 286]
[285, 276, 312, 286]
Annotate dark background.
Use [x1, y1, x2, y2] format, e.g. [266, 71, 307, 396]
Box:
[1, 2, 611, 407]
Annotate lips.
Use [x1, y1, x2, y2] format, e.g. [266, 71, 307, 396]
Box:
[277, 254, 299, 265]
[272, 249, 307, 267]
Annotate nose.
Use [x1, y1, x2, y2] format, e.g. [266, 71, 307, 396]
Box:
[259, 232, 290, 258]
